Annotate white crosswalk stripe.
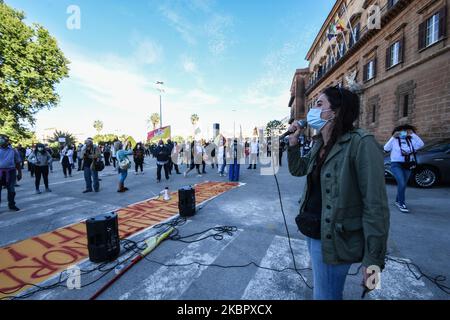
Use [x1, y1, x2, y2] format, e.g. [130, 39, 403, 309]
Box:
[118, 228, 239, 300]
[242, 235, 312, 300]
[0, 198, 89, 228]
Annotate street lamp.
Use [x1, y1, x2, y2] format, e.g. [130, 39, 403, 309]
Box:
[156, 81, 164, 128]
[231, 109, 236, 139]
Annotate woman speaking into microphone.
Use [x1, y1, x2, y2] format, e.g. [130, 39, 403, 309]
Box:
[287, 86, 390, 300]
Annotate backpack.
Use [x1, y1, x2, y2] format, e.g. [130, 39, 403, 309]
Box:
[94, 158, 105, 172]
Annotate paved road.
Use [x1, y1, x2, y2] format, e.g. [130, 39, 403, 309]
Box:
[0, 156, 449, 300]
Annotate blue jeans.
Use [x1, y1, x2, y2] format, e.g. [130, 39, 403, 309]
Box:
[219, 161, 227, 175]
[307, 237, 352, 300]
[83, 167, 99, 191]
[118, 168, 128, 184]
[0, 169, 16, 208]
[390, 162, 411, 205]
[228, 160, 240, 181]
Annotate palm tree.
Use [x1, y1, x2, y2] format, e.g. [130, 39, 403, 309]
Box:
[190, 114, 199, 126]
[148, 113, 160, 130]
[48, 130, 76, 146]
[93, 120, 103, 134]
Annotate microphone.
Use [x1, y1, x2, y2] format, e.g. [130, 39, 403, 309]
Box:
[280, 120, 307, 139]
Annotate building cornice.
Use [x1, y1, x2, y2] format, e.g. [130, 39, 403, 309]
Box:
[305, 0, 411, 96]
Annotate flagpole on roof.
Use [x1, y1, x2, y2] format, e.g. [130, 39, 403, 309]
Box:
[342, 1, 356, 46]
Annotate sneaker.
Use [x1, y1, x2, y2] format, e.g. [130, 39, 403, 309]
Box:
[135, 172, 138, 175]
[45, 188, 52, 192]
[35, 189, 41, 194]
[395, 201, 402, 210]
[197, 174, 202, 177]
[399, 204, 410, 213]
[9, 206, 20, 212]
[183, 172, 187, 177]
[82, 190, 92, 193]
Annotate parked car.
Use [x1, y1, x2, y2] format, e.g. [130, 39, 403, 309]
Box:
[384, 139, 450, 188]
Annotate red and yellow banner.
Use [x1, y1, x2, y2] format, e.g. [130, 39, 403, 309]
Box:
[147, 126, 171, 143]
[0, 181, 239, 299]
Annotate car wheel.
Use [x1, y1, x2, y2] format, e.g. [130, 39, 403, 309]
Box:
[413, 167, 438, 188]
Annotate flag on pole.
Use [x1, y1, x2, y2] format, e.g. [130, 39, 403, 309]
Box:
[342, 2, 356, 46]
[147, 126, 171, 143]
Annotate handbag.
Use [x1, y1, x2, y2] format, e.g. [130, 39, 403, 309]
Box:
[94, 158, 105, 172]
[119, 157, 131, 170]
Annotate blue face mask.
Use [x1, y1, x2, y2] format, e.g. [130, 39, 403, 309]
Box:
[307, 108, 334, 131]
[400, 131, 407, 139]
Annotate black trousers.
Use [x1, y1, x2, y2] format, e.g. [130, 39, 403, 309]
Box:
[157, 163, 169, 181]
[112, 157, 117, 168]
[28, 162, 35, 177]
[62, 163, 72, 176]
[0, 170, 17, 207]
[77, 158, 83, 170]
[35, 165, 49, 189]
[135, 161, 143, 172]
[104, 152, 111, 166]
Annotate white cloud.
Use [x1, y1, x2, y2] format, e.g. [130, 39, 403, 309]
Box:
[186, 89, 220, 105]
[182, 57, 197, 73]
[205, 14, 234, 56]
[159, 5, 197, 45]
[134, 40, 163, 65]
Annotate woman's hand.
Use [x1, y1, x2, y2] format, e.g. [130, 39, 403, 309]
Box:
[288, 121, 304, 147]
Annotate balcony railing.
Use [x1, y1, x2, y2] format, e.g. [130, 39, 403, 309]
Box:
[305, 0, 407, 93]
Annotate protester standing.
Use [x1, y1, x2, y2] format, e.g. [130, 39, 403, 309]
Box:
[28, 143, 53, 194]
[26, 145, 35, 177]
[133, 142, 145, 175]
[153, 140, 170, 183]
[170, 142, 182, 174]
[81, 138, 101, 193]
[287, 86, 389, 300]
[60, 145, 74, 178]
[0, 135, 22, 211]
[116, 141, 133, 192]
[247, 138, 259, 169]
[103, 144, 111, 166]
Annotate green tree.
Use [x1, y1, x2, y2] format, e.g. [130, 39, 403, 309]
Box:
[93, 120, 104, 134]
[48, 130, 77, 146]
[265, 120, 286, 137]
[0, 2, 70, 134]
[172, 136, 185, 144]
[93, 134, 119, 145]
[148, 113, 160, 130]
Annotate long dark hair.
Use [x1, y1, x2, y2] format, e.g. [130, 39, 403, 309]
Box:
[316, 86, 360, 171]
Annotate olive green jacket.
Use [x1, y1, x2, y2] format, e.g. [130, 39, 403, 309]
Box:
[288, 129, 390, 269]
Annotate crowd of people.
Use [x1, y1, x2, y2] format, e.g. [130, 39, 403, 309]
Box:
[0, 134, 292, 212]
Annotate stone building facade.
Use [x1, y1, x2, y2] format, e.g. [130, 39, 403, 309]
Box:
[289, 0, 450, 143]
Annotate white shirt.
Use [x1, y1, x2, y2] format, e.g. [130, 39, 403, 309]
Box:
[384, 133, 424, 162]
[250, 141, 259, 154]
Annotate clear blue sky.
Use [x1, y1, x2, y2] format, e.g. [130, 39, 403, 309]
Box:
[7, 0, 335, 141]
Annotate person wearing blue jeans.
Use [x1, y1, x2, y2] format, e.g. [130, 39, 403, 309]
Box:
[116, 141, 133, 192]
[384, 125, 424, 213]
[0, 135, 22, 211]
[228, 139, 241, 182]
[83, 166, 99, 192]
[307, 237, 352, 300]
[81, 138, 101, 193]
[390, 162, 411, 208]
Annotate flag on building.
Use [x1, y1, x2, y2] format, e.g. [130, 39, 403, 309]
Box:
[335, 18, 346, 32]
[147, 126, 171, 143]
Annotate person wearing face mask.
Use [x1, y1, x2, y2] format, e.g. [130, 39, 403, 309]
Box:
[384, 125, 424, 213]
[287, 86, 389, 300]
[0, 135, 22, 211]
[28, 143, 53, 194]
[133, 142, 145, 175]
[81, 138, 101, 193]
[116, 141, 133, 192]
[60, 145, 74, 178]
[153, 140, 170, 183]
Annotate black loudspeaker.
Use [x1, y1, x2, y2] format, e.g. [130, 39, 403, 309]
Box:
[178, 186, 196, 217]
[86, 212, 120, 263]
